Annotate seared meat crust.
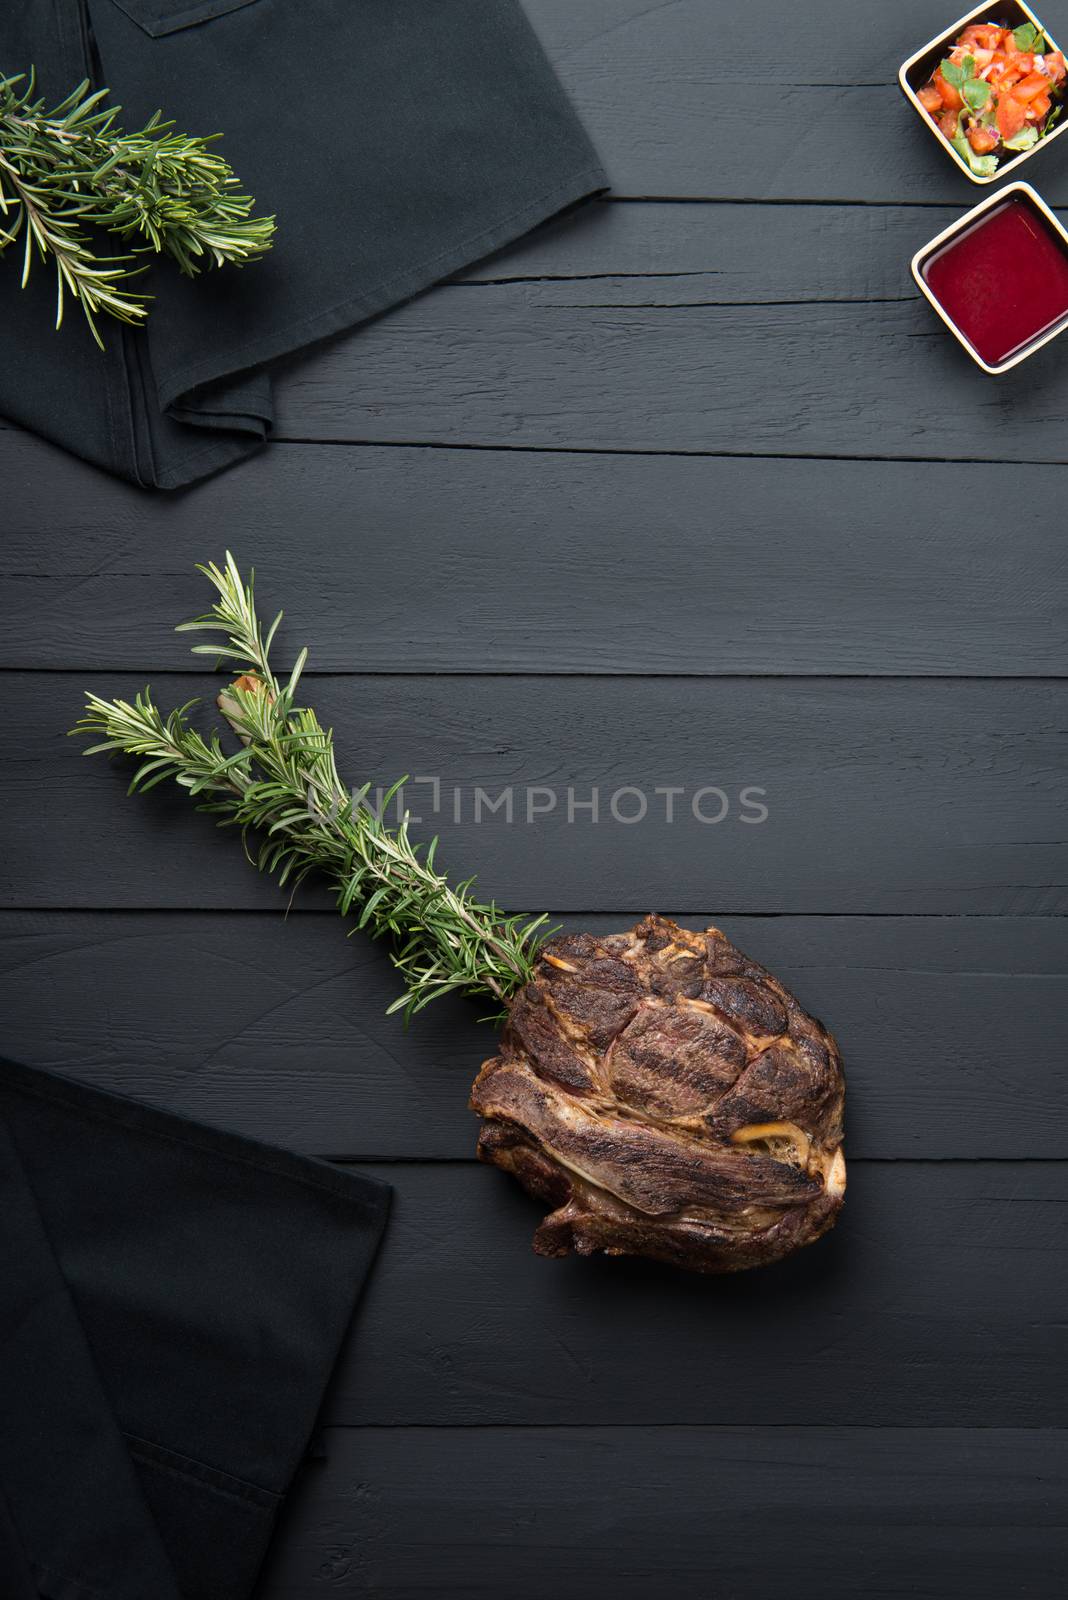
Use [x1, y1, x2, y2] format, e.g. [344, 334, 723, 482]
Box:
[471, 915, 846, 1272]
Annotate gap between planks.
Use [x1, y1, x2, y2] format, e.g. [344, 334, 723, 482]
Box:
[8, 667, 1066, 682]
[2, 905, 1061, 919]
[604, 196, 998, 207]
[328, 1156, 1068, 1168]
[13, 431, 1068, 470]
[13, 422, 1068, 470]
[312, 1420, 1068, 1431]
[267, 439, 1068, 469]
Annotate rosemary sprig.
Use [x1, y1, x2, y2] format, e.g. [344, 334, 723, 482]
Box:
[72, 555, 552, 1020]
[0, 71, 274, 345]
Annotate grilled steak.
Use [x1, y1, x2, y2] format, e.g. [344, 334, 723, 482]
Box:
[470, 914, 846, 1272]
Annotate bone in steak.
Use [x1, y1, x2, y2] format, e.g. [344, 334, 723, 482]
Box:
[470, 914, 846, 1272]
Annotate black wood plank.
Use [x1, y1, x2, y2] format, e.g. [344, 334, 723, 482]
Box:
[7, 191, 1068, 464]
[320, 1160, 1068, 1428]
[0, 200, 940, 338]
[3, 433, 1065, 676]
[4, 911, 1063, 1160]
[260, 1425, 1068, 1600]
[7, 672, 1064, 915]
[269, 279, 1068, 461]
[458, 196, 949, 295]
[523, 0, 1068, 203]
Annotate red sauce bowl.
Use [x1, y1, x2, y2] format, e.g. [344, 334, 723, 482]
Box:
[911, 181, 1068, 371]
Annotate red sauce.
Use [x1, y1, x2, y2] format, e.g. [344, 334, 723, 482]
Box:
[920, 193, 1068, 367]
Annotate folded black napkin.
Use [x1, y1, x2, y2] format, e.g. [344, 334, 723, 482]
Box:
[0, 0, 606, 487]
[0, 1057, 390, 1599]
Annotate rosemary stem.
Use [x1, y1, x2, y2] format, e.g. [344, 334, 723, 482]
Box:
[73, 555, 552, 1020]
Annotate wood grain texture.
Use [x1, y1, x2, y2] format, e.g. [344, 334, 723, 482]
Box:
[319, 1160, 1068, 1428]
[9, 672, 1063, 915]
[4, 911, 1063, 1160]
[459, 196, 952, 296]
[269, 275, 1068, 461]
[8, 189, 1068, 464]
[4, 433, 1065, 677]
[260, 1425, 1068, 1600]
[522, 0, 1068, 202]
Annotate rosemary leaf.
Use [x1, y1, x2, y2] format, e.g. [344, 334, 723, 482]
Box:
[0, 71, 274, 343]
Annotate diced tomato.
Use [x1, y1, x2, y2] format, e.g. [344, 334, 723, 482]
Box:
[960, 23, 1004, 51]
[967, 122, 1000, 154]
[1014, 70, 1050, 102]
[997, 90, 1028, 139]
[935, 70, 963, 109]
[920, 21, 1065, 158]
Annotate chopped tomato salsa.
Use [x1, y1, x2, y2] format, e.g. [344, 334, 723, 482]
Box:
[918, 17, 1066, 175]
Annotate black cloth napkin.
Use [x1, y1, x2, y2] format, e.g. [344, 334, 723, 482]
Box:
[0, 0, 606, 488]
[0, 1056, 390, 1599]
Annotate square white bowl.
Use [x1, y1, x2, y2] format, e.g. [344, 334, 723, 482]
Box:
[899, 0, 1068, 183]
[910, 179, 1068, 370]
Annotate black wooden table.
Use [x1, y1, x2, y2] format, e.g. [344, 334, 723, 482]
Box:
[3, 3, 1067, 1595]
